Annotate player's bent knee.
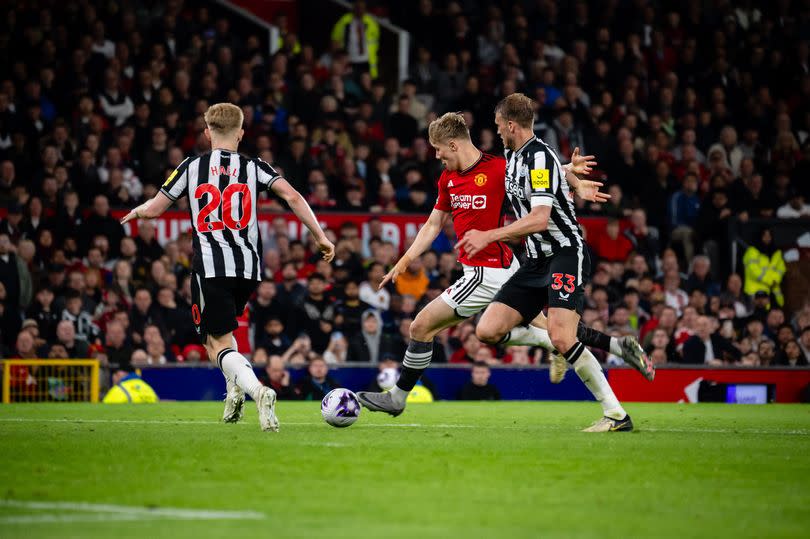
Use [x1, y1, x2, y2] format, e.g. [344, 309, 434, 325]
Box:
[548, 325, 576, 355]
[409, 314, 441, 342]
[476, 323, 504, 345]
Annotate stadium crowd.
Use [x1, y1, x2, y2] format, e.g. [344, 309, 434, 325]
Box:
[1, 0, 810, 398]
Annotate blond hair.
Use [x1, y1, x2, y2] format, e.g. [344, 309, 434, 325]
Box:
[494, 93, 535, 129]
[204, 103, 244, 135]
[428, 112, 470, 145]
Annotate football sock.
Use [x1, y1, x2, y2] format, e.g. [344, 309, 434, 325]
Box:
[576, 322, 613, 354]
[225, 338, 240, 394]
[503, 325, 554, 350]
[218, 348, 263, 401]
[563, 341, 626, 420]
[609, 337, 623, 357]
[393, 340, 433, 406]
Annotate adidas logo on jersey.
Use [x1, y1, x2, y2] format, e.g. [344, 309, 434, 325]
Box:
[448, 180, 454, 187]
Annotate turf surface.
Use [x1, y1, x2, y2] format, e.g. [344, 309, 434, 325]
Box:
[1, 401, 808, 539]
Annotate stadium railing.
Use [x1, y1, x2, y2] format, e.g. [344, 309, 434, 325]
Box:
[1, 359, 100, 403]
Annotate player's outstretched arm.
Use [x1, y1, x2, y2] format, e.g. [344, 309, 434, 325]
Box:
[561, 147, 610, 203]
[457, 205, 551, 258]
[379, 209, 449, 289]
[271, 178, 335, 262]
[120, 191, 174, 225]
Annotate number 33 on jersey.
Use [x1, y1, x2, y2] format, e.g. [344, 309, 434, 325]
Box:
[160, 149, 280, 280]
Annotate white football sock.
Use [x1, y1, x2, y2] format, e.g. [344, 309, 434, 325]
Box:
[389, 385, 408, 407]
[219, 348, 263, 401]
[609, 337, 623, 357]
[570, 345, 626, 420]
[504, 325, 554, 350]
[225, 337, 240, 393]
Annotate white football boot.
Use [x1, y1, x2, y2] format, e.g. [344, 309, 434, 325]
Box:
[222, 379, 245, 423]
[549, 351, 567, 384]
[257, 386, 280, 432]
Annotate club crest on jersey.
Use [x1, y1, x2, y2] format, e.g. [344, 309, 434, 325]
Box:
[531, 169, 550, 189]
[474, 173, 487, 187]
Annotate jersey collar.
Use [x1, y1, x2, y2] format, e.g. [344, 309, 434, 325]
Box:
[459, 150, 483, 175]
[513, 136, 535, 155]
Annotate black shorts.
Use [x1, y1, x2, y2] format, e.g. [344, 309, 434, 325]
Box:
[492, 247, 590, 323]
[190, 273, 257, 339]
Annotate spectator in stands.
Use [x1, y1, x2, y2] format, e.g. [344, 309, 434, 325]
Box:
[776, 190, 810, 219]
[668, 172, 701, 263]
[594, 218, 633, 262]
[334, 280, 370, 336]
[359, 262, 390, 311]
[276, 262, 307, 310]
[779, 340, 808, 367]
[797, 327, 810, 364]
[80, 195, 124, 257]
[330, 0, 380, 79]
[259, 355, 299, 400]
[394, 256, 430, 299]
[758, 340, 777, 367]
[682, 315, 741, 365]
[457, 362, 501, 401]
[135, 220, 163, 263]
[323, 332, 348, 364]
[684, 255, 719, 296]
[623, 208, 660, 271]
[296, 356, 340, 401]
[55, 320, 89, 359]
[292, 273, 335, 354]
[646, 328, 677, 364]
[743, 228, 786, 307]
[0, 231, 32, 310]
[348, 310, 393, 364]
[102, 320, 133, 373]
[663, 273, 689, 316]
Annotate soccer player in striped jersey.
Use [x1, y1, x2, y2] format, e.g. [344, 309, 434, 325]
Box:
[357, 113, 643, 418]
[458, 94, 654, 432]
[121, 103, 335, 432]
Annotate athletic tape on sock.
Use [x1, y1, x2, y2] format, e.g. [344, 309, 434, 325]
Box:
[216, 348, 234, 371]
[562, 341, 585, 364]
[497, 330, 512, 345]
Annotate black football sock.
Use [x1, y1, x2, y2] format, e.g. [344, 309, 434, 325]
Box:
[577, 322, 612, 353]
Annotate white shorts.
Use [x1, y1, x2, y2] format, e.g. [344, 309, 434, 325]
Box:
[440, 259, 520, 318]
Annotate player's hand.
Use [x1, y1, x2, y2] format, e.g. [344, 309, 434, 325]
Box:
[120, 207, 141, 225]
[379, 257, 410, 290]
[316, 237, 335, 263]
[456, 229, 492, 259]
[568, 147, 597, 176]
[574, 180, 611, 203]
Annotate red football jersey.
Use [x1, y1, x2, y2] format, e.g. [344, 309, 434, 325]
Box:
[434, 152, 513, 268]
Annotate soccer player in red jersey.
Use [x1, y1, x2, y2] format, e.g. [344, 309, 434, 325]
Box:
[357, 113, 610, 416]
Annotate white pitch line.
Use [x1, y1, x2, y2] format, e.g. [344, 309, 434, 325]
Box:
[0, 500, 266, 521]
[0, 514, 145, 524]
[0, 418, 806, 436]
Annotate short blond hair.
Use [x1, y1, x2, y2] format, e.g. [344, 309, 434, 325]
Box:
[495, 93, 535, 129]
[204, 103, 244, 135]
[428, 112, 470, 145]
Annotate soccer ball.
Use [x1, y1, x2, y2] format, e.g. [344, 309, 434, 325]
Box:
[321, 388, 361, 428]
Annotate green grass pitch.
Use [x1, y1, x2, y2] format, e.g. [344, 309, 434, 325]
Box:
[1, 401, 809, 539]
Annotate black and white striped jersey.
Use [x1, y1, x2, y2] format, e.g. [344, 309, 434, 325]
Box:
[159, 149, 280, 280]
[503, 136, 583, 259]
